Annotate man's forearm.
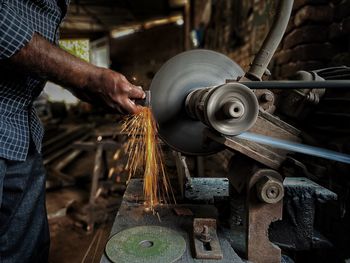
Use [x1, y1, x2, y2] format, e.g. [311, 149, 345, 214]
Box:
[4, 33, 98, 90]
[1, 33, 145, 113]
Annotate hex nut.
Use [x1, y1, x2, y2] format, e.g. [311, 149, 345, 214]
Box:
[261, 92, 274, 102]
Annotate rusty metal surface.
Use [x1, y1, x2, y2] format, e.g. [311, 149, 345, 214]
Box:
[204, 108, 301, 169]
[252, 110, 300, 140]
[246, 169, 283, 263]
[185, 178, 229, 203]
[270, 177, 337, 251]
[206, 129, 284, 170]
[228, 155, 260, 194]
[193, 218, 223, 260]
[173, 151, 229, 202]
[173, 207, 193, 217]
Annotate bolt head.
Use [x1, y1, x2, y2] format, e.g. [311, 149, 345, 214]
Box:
[261, 92, 274, 102]
[256, 175, 284, 204]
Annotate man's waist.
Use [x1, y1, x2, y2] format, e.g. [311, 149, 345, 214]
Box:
[0, 109, 44, 161]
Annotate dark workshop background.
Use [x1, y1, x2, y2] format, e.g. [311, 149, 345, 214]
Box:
[41, 0, 350, 262]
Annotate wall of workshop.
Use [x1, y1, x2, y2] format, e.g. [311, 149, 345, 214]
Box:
[109, 24, 183, 88]
[205, 0, 350, 79]
[204, 0, 275, 71]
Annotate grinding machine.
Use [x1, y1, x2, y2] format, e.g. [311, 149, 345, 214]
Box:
[101, 0, 350, 262]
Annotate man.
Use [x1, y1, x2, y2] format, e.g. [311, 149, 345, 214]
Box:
[0, 0, 145, 262]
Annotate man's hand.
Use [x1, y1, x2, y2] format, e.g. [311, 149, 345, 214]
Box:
[88, 68, 145, 114]
[2, 33, 145, 114]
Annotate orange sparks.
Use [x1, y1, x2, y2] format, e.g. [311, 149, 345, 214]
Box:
[121, 107, 175, 211]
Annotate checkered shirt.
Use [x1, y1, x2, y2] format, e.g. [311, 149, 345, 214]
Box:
[0, 0, 68, 161]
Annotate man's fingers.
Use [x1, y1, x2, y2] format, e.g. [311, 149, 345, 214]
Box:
[128, 84, 146, 99]
[121, 98, 142, 114]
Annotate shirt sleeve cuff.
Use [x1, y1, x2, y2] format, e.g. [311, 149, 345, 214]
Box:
[0, 1, 34, 60]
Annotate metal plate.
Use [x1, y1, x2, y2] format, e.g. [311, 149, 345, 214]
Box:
[105, 226, 186, 263]
[185, 178, 230, 202]
[150, 49, 244, 155]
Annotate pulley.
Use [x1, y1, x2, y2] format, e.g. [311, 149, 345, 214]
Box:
[185, 83, 258, 136]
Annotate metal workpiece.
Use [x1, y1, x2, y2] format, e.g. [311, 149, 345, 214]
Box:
[185, 83, 259, 136]
[244, 0, 294, 80]
[150, 49, 244, 155]
[135, 90, 151, 107]
[256, 174, 284, 204]
[144, 90, 151, 107]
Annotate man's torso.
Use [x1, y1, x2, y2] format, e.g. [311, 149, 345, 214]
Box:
[0, 0, 68, 161]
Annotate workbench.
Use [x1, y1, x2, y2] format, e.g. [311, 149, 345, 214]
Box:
[100, 179, 244, 263]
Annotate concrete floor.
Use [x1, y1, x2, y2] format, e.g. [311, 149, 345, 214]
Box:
[45, 139, 124, 263]
[47, 187, 119, 263]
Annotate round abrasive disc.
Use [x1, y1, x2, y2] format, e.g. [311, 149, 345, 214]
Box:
[105, 226, 186, 263]
[150, 49, 244, 155]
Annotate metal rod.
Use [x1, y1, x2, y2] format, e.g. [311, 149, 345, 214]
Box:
[240, 80, 350, 89]
[244, 0, 294, 80]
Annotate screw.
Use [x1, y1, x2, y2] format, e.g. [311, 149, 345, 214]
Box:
[199, 225, 211, 243]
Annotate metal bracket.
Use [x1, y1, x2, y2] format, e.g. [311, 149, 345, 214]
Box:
[193, 218, 223, 260]
[246, 169, 283, 263]
[174, 151, 229, 202]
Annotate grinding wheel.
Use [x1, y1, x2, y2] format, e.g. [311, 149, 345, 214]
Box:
[150, 49, 244, 155]
[105, 226, 186, 263]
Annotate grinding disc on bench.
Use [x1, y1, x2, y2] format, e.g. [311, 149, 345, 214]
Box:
[105, 226, 186, 263]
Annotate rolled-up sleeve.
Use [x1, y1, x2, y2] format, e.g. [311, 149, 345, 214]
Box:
[0, 1, 34, 60]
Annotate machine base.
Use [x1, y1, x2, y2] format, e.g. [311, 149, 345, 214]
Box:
[100, 179, 244, 263]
